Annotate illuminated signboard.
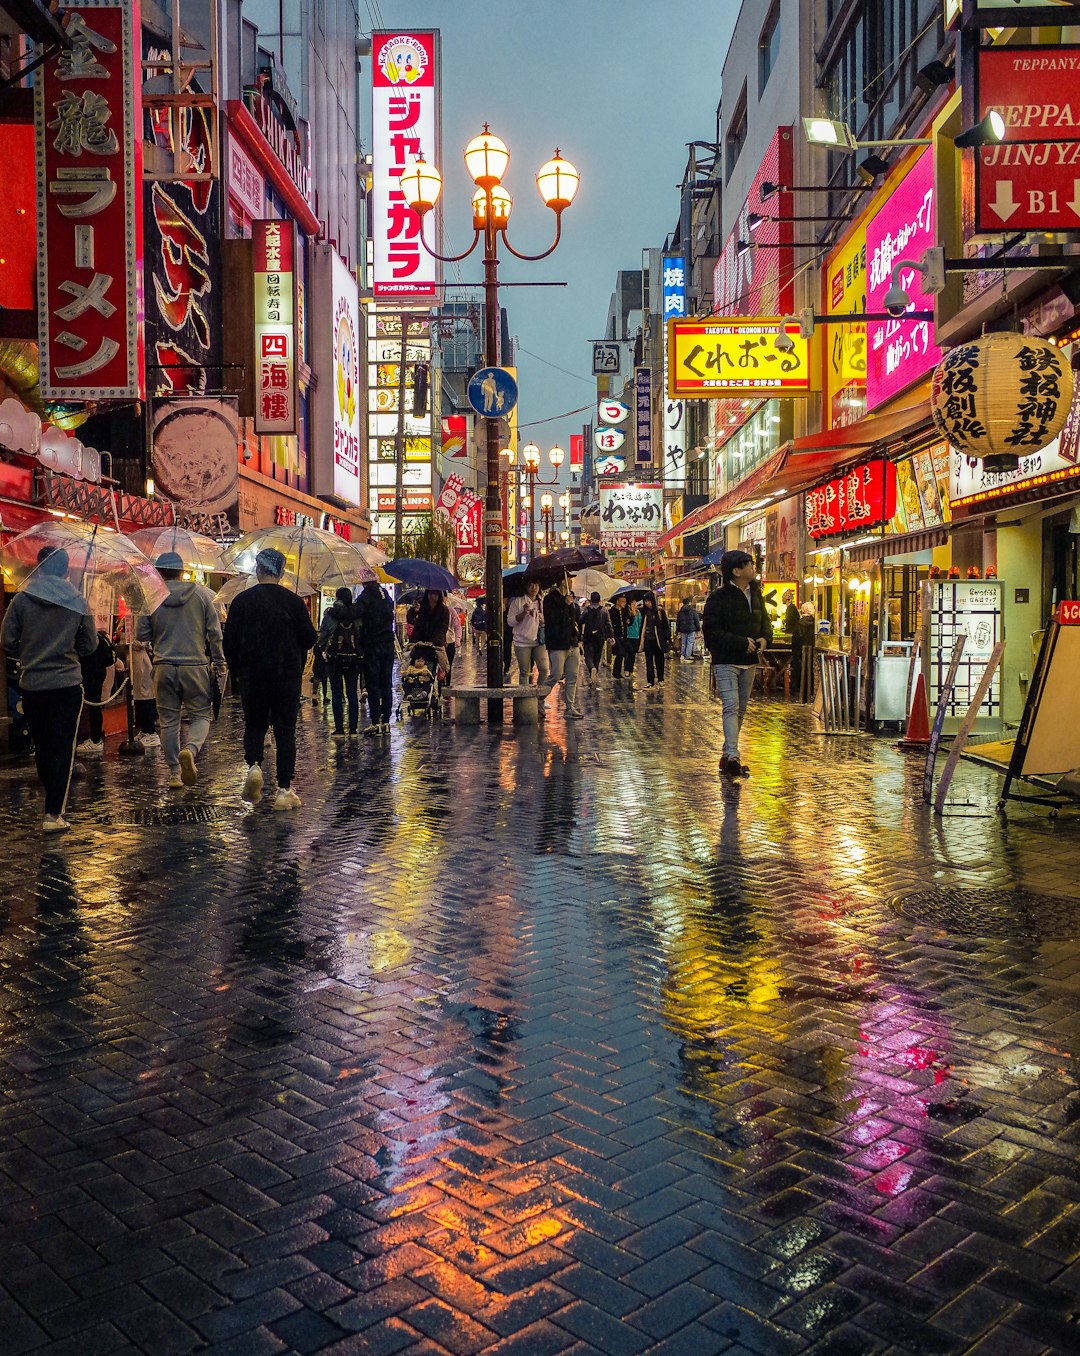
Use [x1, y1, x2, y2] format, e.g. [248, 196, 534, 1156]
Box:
[599, 482, 663, 550]
[668, 317, 812, 398]
[805, 461, 897, 539]
[252, 220, 297, 435]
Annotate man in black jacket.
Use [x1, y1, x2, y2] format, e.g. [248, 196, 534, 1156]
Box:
[355, 580, 396, 735]
[702, 550, 770, 778]
[543, 577, 583, 719]
[222, 548, 317, 809]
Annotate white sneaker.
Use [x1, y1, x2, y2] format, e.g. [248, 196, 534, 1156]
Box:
[43, 814, 70, 834]
[241, 764, 263, 803]
[179, 748, 198, 786]
[273, 787, 301, 811]
[75, 739, 103, 757]
[140, 733, 161, 749]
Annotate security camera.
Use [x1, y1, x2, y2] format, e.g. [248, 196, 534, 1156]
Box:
[775, 331, 796, 355]
[883, 282, 911, 318]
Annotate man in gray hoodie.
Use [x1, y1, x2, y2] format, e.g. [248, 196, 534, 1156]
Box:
[136, 551, 226, 788]
[1, 547, 98, 832]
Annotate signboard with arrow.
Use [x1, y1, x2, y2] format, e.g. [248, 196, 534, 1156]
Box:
[975, 45, 1080, 233]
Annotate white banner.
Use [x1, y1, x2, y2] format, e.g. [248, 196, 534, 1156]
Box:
[599, 482, 663, 550]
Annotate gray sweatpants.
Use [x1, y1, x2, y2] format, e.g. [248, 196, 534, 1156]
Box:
[154, 663, 213, 768]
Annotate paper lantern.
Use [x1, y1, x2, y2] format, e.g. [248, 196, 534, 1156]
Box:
[930, 332, 1074, 474]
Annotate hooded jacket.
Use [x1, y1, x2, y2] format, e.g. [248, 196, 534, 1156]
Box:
[2, 585, 98, 691]
[676, 602, 701, 634]
[506, 592, 542, 646]
[702, 581, 771, 666]
[222, 581, 317, 677]
[137, 579, 225, 668]
[354, 583, 396, 655]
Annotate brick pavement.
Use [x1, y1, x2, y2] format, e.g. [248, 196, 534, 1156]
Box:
[2, 654, 1080, 1354]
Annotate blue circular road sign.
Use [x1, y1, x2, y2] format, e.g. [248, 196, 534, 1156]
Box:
[467, 366, 518, 419]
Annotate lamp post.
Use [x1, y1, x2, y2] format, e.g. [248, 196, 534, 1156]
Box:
[520, 440, 564, 562]
[400, 128, 579, 704]
[540, 492, 554, 553]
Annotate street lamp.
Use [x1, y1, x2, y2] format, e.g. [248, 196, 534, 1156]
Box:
[540, 492, 554, 553]
[400, 127, 579, 702]
[520, 440, 565, 563]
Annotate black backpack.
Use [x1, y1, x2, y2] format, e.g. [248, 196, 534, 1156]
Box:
[582, 606, 603, 639]
[328, 615, 360, 668]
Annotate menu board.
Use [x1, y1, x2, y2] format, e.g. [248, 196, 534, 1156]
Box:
[889, 442, 952, 536]
[927, 579, 1003, 732]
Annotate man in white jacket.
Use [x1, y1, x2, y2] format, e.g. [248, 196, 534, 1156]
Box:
[506, 581, 549, 697]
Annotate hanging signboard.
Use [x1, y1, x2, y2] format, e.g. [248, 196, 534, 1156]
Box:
[805, 461, 898, 539]
[36, 0, 144, 399]
[667, 317, 812, 398]
[635, 367, 652, 466]
[594, 427, 626, 453]
[598, 399, 628, 425]
[662, 254, 687, 320]
[599, 482, 663, 550]
[252, 220, 298, 435]
[592, 341, 621, 374]
[975, 46, 1080, 235]
[865, 148, 941, 410]
[823, 224, 867, 428]
[371, 31, 439, 299]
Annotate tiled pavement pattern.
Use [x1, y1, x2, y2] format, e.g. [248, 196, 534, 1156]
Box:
[2, 656, 1080, 1356]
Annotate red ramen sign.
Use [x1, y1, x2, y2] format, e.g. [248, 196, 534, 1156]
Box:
[805, 461, 897, 539]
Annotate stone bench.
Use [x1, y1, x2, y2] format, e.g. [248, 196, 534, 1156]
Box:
[449, 685, 552, 726]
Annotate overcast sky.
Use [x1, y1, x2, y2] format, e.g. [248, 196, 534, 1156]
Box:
[362, 1, 738, 483]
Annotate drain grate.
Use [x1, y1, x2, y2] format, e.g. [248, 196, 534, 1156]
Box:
[98, 803, 239, 827]
[893, 887, 1080, 941]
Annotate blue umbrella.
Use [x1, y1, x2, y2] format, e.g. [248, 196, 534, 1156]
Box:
[386, 558, 457, 591]
[701, 548, 725, 568]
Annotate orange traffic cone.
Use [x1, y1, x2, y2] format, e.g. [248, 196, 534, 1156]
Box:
[897, 672, 931, 750]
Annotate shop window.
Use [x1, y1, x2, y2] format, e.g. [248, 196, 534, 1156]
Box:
[759, 4, 781, 96]
[725, 88, 748, 183]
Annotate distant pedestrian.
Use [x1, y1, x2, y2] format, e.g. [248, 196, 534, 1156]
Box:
[75, 628, 115, 757]
[137, 551, 226, 788]
[318, 586, 362, 739]
[471, 599, 487, 650]
[507, 581, 548, 700]
[1, 547, 98, 832]
[641, 594, 670, 689]
[129, 636, 159, 747]
[675, 598, 702, 661]
[622, 599, 642, 688]
[355, 579, 396, 735]
[446, 600, 462, 680]
[222, 547, 317, 809]
[581, 590, 613, 686]
[543, 576, 583, 718]
[702, 549, 770, 778]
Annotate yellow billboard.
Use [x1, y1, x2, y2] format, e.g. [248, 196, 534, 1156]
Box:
[667, 317, 813, 398]
[823, 225, 867, 428]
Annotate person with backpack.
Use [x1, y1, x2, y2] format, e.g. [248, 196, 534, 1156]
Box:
[355, 579, 397, 735]
[581, 590, 614, 687]
[318, 586, 362, 739]
[471, 599, 487, 651]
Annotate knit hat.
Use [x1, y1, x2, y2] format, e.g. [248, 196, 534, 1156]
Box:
[155, 551, 184, 571]
[256, 547, 286, 578]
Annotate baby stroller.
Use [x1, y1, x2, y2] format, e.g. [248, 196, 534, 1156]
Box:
[397, 643, 445, 720]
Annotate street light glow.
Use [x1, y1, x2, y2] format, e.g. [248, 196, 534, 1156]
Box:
[399, 154, 442, 215]
[464, 126, 510, 188]
[522, 442, 541, 472]
[549, 444, 565, 468]
[536, 151, 579, 212]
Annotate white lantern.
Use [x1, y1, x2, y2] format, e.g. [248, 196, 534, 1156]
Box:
[930, 332, 1075, 474]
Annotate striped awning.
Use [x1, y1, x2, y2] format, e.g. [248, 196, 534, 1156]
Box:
[845, 525, 949, 564]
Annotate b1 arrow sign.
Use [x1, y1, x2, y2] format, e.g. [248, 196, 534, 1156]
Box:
[975, 45, 1080, 233]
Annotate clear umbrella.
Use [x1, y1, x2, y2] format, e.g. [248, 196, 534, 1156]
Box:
[1, 519, 168, 616]
[353, 541, 391, 568]
[223, 523, 376, 591]
[130, 525, 235, 574]
[574, 568, 622, 602]
[214, 572, 313, 612]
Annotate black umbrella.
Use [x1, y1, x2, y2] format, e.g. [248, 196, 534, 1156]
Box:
[523, 545, 607, 589]
[610, 583, 657, 605]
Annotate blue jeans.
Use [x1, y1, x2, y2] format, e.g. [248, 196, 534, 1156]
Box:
[681, 632, 696, 660]
[713, 663, 756, 760]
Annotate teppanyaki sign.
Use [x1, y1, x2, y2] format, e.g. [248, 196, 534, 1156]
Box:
[667, 318, 812, 398]
[975, 46, 1080, 233]
[804, 461, 897, 539]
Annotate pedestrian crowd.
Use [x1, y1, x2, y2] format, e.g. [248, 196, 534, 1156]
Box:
[3, 541, 787, 832]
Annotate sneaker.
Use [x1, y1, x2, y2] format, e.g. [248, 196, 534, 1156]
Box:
[737, 761, 751, 777]
[241, 764, 263, 803]
[566, 707, 584, 719]
[719, 757, 743, 779]
[311, 696, 318, 706]
[75, 739, 103, 757]
[364, 724, 379, 737]
[42, 814, 71, 834]
[273, 787, 301, 811]
[140, 732, 161, 749]
[167, 767, 184, 789]
[179, 748, 198, 786]
[332, 730, 346, 741]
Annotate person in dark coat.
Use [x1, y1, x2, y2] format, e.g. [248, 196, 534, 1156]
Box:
[543, 577, 583, 718]
[222, 547, 317, 809]
[355, 580, 396, 735]
[410, 589, 451, 678]
[702, 549, 771, 779]
[640, 595, 670, 688]
[318, 587, 362, 738]
[675, 598, 702, 661]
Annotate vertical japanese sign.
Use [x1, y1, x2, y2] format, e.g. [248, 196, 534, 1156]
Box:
[823, 223, 867, 428]
[866, 148, 941, 410]
[634, 367, 652, 466]
[330, 250, 361, 503]
[662, 255, 687, 490]
[36, 0, 143, 399]
[372, 31, 439, 299]
[804, 462, 897, 538]
[599, 482, 663, 550]
[252, 220, 297, 435]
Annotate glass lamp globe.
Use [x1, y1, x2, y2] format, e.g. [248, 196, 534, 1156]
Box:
[399, 154, 442, 215]
[541, 492, 553, 510]
[536, 150, 579, 212]
[464, 126, 509, 189]
[549, 444, 565, 468]
[522, 442, 541, 472]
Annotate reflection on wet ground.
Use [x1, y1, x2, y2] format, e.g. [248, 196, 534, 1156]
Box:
[1, 655, 1080, 1353]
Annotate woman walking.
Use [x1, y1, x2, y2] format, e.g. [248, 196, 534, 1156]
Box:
[641, 594, 670, 689]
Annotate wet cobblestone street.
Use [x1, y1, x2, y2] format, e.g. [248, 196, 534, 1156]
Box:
[3, 656, 1080, 1355]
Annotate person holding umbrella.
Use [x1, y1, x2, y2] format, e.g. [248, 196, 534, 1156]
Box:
[222, 547, 317, 809]
[1, 547, 98, 832]
[136, 551, 226, 788]
[542, 576, 584, 719]
[702, 549, 771, 778]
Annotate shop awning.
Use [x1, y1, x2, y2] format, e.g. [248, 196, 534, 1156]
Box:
[654, 397, 931, 552]
[845, 525, 949, 564]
